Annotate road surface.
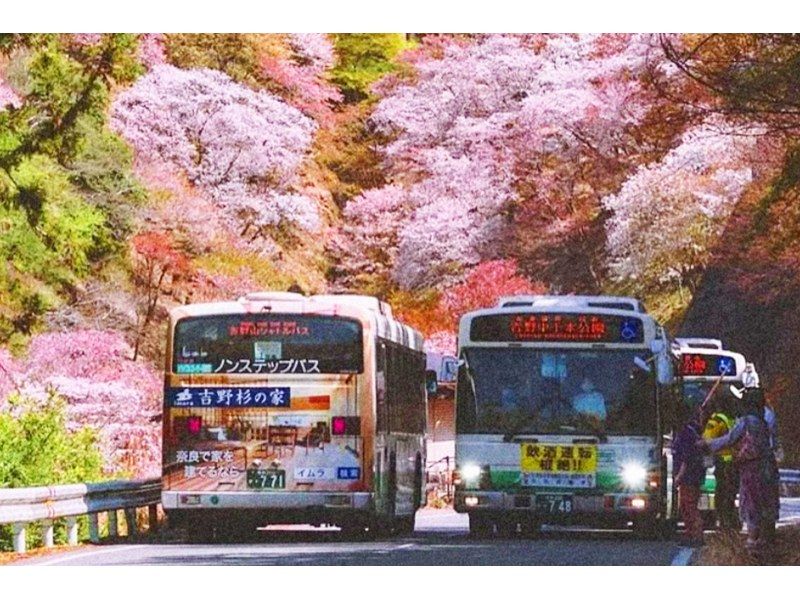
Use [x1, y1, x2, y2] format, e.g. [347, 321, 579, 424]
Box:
[18, 500, 800, 566]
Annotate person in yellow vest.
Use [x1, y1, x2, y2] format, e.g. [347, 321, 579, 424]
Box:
[703, 398, 741, 531]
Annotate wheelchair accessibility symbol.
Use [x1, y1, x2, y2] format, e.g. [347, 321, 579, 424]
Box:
[717, 356, 735, 375]
[619, 318, 640, 342]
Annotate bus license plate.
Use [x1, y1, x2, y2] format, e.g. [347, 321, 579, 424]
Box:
[247, 469, 286, 489]
[535, 494, 573, 514]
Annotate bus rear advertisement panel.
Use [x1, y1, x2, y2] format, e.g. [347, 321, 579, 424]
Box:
[164, 313, 366, 496]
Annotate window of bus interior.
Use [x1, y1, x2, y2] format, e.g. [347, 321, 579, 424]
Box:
[456, 347, 657, 436]
[382, 340, 426, 434]
[680, 380, 739, 415]
[172, 314, 364, 375]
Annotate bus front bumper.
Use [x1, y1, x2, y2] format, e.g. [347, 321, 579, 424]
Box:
[454, 490, 662, 520]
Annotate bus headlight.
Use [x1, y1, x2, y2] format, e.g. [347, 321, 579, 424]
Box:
[461, 463, 482, 483]
[621, 462, 648, 489]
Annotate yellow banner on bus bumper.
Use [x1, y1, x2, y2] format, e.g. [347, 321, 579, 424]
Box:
[520, 444, 598, 488]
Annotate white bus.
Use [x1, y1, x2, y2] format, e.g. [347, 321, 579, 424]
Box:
[453, 295, 677, 537]
[672, 339, 748, 524]
[162, 292, 428, 539]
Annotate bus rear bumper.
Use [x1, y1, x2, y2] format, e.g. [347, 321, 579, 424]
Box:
[162, 491, 372, 511]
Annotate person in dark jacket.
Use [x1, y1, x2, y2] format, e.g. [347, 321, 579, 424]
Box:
[673, 407, 707, 547]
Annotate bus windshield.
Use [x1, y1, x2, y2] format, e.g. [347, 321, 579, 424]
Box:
[173, 314, 363, 375]
[681, 380, 738, 411]
[456, 348, 656, 436]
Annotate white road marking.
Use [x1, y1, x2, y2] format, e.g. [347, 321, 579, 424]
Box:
[33, 544, 142, 566]
[670, 548, 694, 566]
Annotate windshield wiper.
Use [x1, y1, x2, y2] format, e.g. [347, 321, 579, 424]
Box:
[503, 416, 538, 442]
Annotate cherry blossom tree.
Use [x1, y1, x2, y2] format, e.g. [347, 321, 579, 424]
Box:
[137, 34, 166, 69]
[111, 65, 320, 239]
[344, 34, 669, 293]
[0, 76, 20, 110]
[18, 330, 162, 477]
[261, 34, 341, 125]
[603, 119, 758, 296]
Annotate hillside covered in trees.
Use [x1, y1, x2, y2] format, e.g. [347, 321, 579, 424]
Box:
[2, 33, 800, 477]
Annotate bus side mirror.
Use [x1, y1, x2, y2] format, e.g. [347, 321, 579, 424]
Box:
[425, 370, 438, 396]
[729, 385, 744, 399]
[655, 352, 674, 385]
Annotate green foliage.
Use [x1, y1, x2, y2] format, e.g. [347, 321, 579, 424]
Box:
[10, 154, 110, 274]
[164, 34, 286, 89]
[315, 104, 387, 206]
[331, 34, 411, 102]
[0, 392, 104, 552]
[0, 36, 145, 343]
[0, 392, 104, 488]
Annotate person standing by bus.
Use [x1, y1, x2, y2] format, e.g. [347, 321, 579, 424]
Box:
[673, 407, 707, 547]
[703, 396, 740, 531]
[701, 390, 777, 558]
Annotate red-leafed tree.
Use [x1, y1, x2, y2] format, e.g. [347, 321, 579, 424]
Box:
[131, 231, 192, 360]
[440, 259, 545, 328]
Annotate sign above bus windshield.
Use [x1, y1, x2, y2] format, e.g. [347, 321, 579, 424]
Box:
[173, 314, 363, 374]
[470, 313, 644, 344]
[679, 353, 737, 377]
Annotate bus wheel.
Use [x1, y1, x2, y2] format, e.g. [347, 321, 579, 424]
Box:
[632, 516, 672, 540]
[520, 519, 541, 538]
[186, 522, 217, 543]
[394, 515, 415, 535]
[496, 519, 518, 538]
[469, 514, 493, 537]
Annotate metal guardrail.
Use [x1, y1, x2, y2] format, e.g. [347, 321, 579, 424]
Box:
[0, 470, 797, 554]
[0, 478, 161, 554]
[780, 469, 800, 484]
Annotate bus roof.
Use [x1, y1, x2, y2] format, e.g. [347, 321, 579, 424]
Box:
[169, 293, 423, 352]
[673, 337, 724, 351]
[496, 295, 647, 313]
[460, 295, 662, 349]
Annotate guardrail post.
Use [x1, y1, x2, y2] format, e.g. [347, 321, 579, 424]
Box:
[66, 516, 79, 546]
[148, 504, 159, 532]
[89, 513, 100, 543]
[108, 510, 119, 538]
[42, 519, 54, 548]
[125, 507, 137, 536]
[12, 523, 26, 554]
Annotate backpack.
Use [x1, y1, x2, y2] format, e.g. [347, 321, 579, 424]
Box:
[734, 420, 762, 464]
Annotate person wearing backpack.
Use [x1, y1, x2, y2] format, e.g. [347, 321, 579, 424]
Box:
[700, 389, 776, 558]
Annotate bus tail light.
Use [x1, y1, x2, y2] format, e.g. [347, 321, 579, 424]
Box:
[331, 416, 360, 436]
[187, 416, 202, 435]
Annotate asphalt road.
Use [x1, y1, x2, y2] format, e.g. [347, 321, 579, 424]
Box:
[19, 500, 800, 566]
[20, 509, 690, 566]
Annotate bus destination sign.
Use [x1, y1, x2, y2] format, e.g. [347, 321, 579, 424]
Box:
[679, 353, 737, 377]
[470, 313, 644, 344]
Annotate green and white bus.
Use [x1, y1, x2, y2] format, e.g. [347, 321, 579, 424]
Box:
[453, 295, 677, 536]
[672, 338, 748, 524]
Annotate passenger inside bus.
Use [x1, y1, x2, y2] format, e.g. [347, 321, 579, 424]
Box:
[570, 377, 607, 420]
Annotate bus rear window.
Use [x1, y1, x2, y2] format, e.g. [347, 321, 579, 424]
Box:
[173, 314, 363, 375]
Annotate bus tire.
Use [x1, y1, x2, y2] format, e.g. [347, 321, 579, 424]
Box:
[632, 515, 672, 540]
[413, 453, 424, 511]
[496, 518, 518, 538]
[394, 515, 415, 535]
[520, 518, 541, 538]
[469, 513, 493, 537]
